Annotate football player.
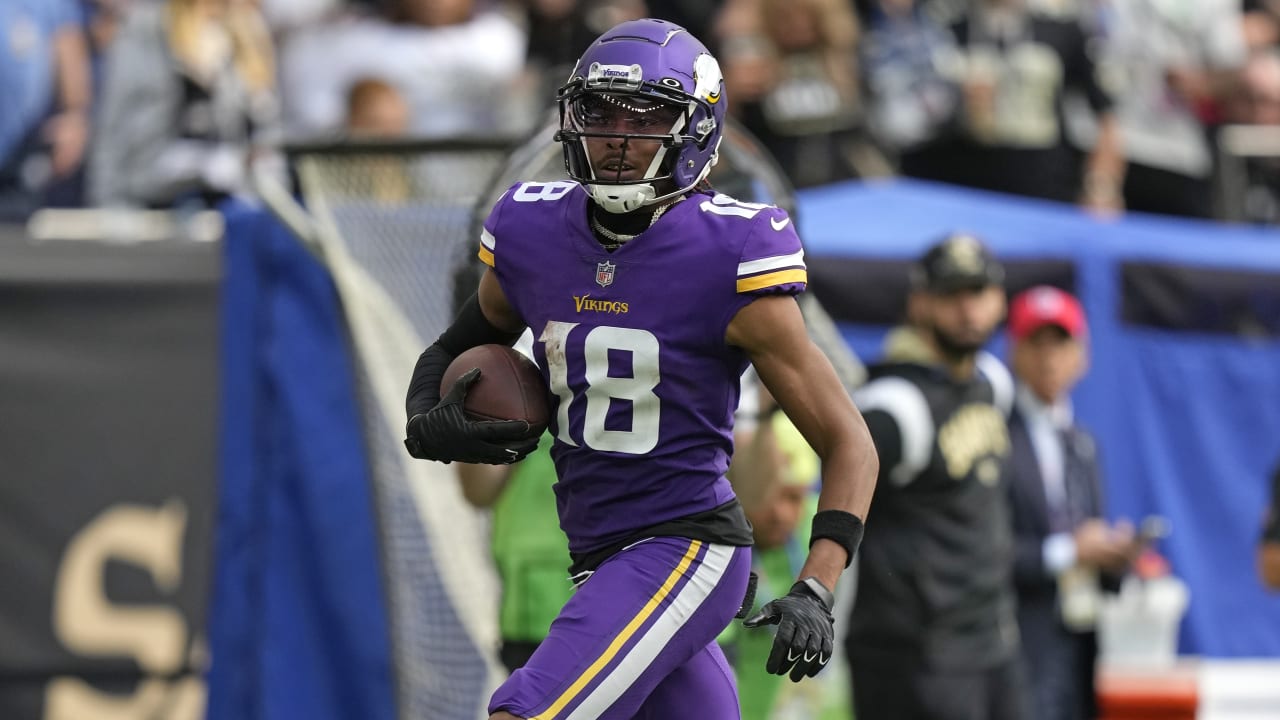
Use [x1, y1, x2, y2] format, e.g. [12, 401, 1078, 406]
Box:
[404, 18, 878, 720]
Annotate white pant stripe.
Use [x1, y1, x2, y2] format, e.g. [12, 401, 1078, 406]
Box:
[564, 543, 734, 720]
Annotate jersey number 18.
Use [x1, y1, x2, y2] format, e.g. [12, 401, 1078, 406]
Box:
[538, 321, 660, 455]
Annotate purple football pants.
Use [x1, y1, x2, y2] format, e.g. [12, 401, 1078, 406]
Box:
[489, 537, 751, 719]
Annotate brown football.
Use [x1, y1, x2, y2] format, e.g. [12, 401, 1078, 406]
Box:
[441, 344, 550, 435]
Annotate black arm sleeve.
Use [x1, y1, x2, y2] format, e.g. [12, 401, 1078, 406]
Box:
[404, 292, 523, 419]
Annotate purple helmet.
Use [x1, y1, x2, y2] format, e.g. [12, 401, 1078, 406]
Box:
[555, 18, 727, 213]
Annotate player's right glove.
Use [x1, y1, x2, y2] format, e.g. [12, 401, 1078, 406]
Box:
[742, 577, 835, 682]
[404, 368, 538, 465]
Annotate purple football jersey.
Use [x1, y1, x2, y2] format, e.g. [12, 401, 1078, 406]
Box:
[480, 182, 806, 553]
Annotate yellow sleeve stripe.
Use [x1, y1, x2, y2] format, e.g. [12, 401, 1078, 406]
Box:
[528, 540, 703, 720]
[478, 244, 495, 267]
[736, 268, 807, 293]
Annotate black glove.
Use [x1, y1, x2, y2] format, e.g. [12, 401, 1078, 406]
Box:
[404, 368, 539, 465]
[742, 577, 835, 682]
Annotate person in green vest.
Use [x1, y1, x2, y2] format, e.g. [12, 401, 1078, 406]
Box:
[457, 432, 571, 671]
[725, 380, 854, 720]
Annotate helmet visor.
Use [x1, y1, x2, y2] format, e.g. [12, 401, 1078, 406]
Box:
[566, 92, 686, 137]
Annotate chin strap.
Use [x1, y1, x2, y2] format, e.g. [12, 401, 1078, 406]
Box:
[589, 183, 658, 213]
[587, 143, 717, 214]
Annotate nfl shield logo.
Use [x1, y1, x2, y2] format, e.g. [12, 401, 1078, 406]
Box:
[596, 261, 616, 288]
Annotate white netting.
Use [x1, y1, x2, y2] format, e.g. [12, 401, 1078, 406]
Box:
[291, 141, 515, 720]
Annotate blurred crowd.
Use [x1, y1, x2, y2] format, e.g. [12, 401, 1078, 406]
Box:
[3, 0, 1280, 222]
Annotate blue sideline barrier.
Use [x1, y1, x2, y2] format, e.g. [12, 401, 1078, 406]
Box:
[798, 179, 1280, 658]
[208, 206, 395, 720]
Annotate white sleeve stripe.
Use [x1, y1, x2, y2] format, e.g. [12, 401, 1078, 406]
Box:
[480, 228, 496, 251]
[976, 351, 1014, 417]
[853, 377, 934, 486]
[737, 249, 806, 276]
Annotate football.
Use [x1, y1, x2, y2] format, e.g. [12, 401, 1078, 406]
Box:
[441, 344, 550, 435]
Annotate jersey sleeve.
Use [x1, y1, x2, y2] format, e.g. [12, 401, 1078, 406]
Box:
[736, 207, 807, 297]
[1062, 19, 1114, 114]
[853, 376, 934, 487]
[477, 184, 518, 268]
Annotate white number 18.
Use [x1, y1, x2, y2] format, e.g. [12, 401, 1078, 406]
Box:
[539, 321, 661, 454]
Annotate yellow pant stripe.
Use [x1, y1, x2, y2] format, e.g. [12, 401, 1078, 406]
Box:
[528, 539, 703, 720]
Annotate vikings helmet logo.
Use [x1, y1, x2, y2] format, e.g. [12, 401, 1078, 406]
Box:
[693, 54, 723, 105]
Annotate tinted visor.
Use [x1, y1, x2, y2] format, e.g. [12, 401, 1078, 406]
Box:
[566, 92, 685, 137]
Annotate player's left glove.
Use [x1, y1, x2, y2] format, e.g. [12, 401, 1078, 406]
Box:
[742, 577, 834, 682]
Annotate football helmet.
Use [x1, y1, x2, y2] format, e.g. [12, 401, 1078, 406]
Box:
[555, 19, 727, 213]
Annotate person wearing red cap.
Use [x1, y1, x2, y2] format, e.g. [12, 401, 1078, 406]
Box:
[1005, 285, 1139, 720]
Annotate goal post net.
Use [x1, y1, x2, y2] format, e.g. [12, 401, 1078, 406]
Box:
[286, 137, 516, 720]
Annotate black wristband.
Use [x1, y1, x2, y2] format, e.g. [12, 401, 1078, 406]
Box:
[810, 510, 864, 568]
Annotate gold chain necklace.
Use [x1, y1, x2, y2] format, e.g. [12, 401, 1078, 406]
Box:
[589, 199, 678, 249]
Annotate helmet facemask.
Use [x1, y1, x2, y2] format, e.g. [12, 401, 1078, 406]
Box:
[557, 61, 721, 214]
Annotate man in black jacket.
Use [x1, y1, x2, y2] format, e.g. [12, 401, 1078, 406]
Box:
[847, 233, 1028, 720]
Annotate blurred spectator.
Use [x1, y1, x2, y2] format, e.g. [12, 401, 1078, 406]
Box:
[726, 384, 825, 719]
[847, 234, 1029, 720]
[1230, 49, 1280, 126]
[342, 77, 414, 203]
[522, 0, 647, 96]
[1260, 462, 1280, 590]
[455, 434, 571, 672]
[718, 0, 879, 187]
[0, 0, 92, 220]
[1242, 0, 1280, 50]
[90, 0, 282, 208]
[346, 77, 412, 137]
[904, 0, 1125, 213]
[84, 1, 132, 84]
[277, 0, 528, 140]
[1005, 286, 1137, 720]
[257, 0, 341, 34]
[859, 0, 963, 161]
[450, 330, 571, 673]
[1091, 0, 1245, 218]
[646, 0, 722, 44]
[1220, 49, 1280, 223]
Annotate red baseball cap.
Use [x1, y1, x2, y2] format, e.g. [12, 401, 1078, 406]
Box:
[1008, 285, 1087, 341]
